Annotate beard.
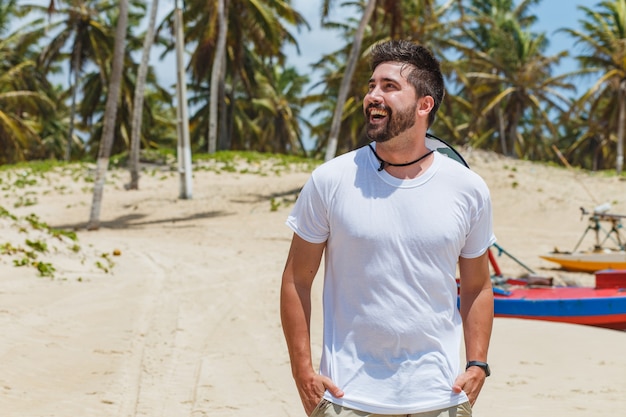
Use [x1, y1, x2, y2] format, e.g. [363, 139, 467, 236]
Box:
[365, 102, 417, 143]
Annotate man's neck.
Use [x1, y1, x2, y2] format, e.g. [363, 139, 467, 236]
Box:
[373, 133, 434, 179]
[374, 130, 428, 164]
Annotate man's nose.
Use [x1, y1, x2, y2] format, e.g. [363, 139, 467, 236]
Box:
[365, 87, 383, 104]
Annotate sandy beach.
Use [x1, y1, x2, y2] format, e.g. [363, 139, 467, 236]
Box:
[0, 151, 625, 416]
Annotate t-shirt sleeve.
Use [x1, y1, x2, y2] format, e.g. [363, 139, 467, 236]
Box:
[460, 182, 496, 258]
[286, 175, 329, 244]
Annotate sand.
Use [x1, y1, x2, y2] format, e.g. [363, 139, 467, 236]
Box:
[0, 151, 624, 417]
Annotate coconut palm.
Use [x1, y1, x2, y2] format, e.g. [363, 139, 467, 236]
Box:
[26, 0, 114, 161]
[64, 1, 172, 159]
[88, 0, 129, 230]
[23, 0, 156, 162]
[0, 4, 58, 164]
[0, 0, 19, 32]
[561, 0, 626, 174]
[556, 106, 615, 171]
[451, 0, 574, 159]
[0, 58, 55, 163]
[127, 0, 160, 190]
[250, 64, 310, 154]
[309, 0, 454, 156]
[171, 0, 308, 152]
[323, 0, 376, 161]
[208, 0, 228, 154]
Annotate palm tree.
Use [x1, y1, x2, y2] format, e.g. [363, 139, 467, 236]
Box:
[88, 0, 129, 230]
[0, 0, 19, 32]
[174, 0, 308, 152]
[208, 0, 228, 154]
[0, 4, 57, 163]
[309, 0, 454, 156]
[128, 0, 160, 190]
[562, 0, 626, 174]
[68, 1, 171, 159]
[323, 0, 376, 161]
[0, 62, 55, 163]
[24, 0, 157, 163]
[250, 64, 310, 154]
[30, 0, 114, 161]
[451, 0, 574, 159]
[556, 107, 614, 171]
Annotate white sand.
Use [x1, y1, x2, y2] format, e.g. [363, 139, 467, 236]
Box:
[0, 152, 624, 416]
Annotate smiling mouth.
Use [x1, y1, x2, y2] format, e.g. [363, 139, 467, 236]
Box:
[368, 107, 389, 122]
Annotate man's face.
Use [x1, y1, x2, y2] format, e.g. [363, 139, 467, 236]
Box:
[363, 62, 418, 143]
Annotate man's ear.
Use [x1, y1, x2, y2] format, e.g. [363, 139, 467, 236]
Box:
[417, 96, 435, 117]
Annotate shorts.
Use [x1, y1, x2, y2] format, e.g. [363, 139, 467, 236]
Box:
[309, 399, 472, 417]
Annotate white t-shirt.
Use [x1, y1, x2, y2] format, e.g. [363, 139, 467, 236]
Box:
[286, 144, 495, 414]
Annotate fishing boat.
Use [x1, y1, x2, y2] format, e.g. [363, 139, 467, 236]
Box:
[432, 136, 626, 329]
[486, 245, 626, 331]
[539, 251, 626, 273]
[492, 270, 626, 330]
[540, 205, 626, 273]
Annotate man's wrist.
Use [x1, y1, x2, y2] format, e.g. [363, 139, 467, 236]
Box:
[466, 360, 491, 377]
[292, 363, 316, 380]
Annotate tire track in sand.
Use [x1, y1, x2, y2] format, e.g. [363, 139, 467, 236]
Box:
[114, 246, 232, 417]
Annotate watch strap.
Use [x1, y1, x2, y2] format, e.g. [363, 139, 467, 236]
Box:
[466, 360, 490, 377]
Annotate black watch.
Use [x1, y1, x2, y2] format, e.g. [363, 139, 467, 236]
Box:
[466, 360, 490, 377]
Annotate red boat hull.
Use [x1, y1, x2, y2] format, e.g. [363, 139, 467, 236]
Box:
[493, 286, 626, 330]
[464, 250, 626, 330]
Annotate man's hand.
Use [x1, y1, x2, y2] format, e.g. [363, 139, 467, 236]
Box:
[452, 366, 486, 406]
[295, 370, 344, 415]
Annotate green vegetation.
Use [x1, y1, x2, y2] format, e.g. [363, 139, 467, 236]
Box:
[0, 204, 113, 279]
[1, 0, 626, 174]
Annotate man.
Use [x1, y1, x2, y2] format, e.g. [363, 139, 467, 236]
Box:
[280, 40, 495, 417]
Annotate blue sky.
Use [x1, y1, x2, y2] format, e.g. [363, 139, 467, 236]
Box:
[532, 0, 598, 83]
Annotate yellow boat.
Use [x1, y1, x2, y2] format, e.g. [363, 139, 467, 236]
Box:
[540, 251, 626, 273]
[542, 205, 626, 273]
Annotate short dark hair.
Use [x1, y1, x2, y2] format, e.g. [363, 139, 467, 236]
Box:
[369, 40, 444, 127]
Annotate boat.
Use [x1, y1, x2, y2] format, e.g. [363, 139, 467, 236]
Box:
[539, 251, 626, 273]
[540, 205, 626, 273]
[492, 270, 626, 330]
[486, 245, 626, 331]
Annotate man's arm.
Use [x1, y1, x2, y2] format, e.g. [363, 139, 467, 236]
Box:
[280, 233, 343, 415]
[452, 250, 494, 406]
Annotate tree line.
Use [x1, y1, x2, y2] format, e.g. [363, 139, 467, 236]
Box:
[1, 0, 625, 174]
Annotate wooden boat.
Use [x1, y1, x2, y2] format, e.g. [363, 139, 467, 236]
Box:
[493, 270, 626, 330]
[437, 139, 626, 329]
[540, 206, 626, 273]
[540, 251, 626, 273]
[484, 246, 626, 331]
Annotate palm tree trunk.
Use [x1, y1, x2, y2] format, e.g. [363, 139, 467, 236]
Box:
[227, 72, 238, 148]
[506, 101, 523, 158]
[324, 0, 376, 162]
[617, 81, 625, 175]
[66, 34, 82, 162]
[497, 106, 507, 155]
[87, 0, 129, 230]
[218, 54, 229, 150]
[208, 0, 228, 153]
[127, 0, 160, 190]
[174, 1, 193, 199]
